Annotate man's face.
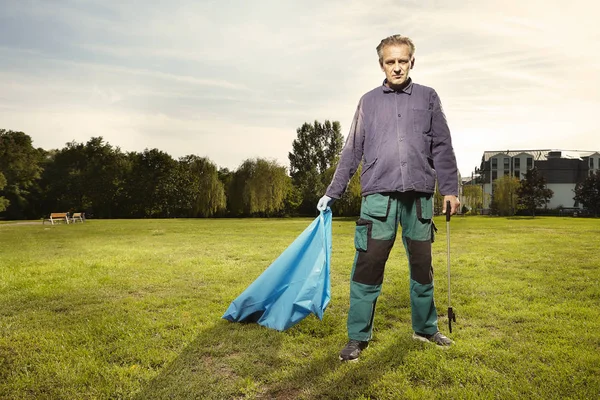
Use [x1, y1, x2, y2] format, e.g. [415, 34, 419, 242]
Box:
[380, 44, 414, 88]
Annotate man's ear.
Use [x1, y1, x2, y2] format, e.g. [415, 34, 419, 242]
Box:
[410, 57, 416, 69]
[379, 60, 384, 71]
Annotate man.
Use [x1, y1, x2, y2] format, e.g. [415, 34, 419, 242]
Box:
[317, 34, 460, 362]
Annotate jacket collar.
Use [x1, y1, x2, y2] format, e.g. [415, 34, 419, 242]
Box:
[381, 78, 413, 94]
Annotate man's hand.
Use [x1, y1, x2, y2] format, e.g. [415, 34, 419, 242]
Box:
[317, 195, 334, 211]
[443, 195, 460, 215]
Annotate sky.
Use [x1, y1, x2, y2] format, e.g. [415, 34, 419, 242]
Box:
[1, 0, 599, 178]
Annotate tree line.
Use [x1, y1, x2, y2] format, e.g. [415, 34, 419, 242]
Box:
[462, 167, 600, 217]
[3, 126, 599, 220]
[0, 123, 363, 220]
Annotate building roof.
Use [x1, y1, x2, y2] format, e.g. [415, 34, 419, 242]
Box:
[481, 149, 599, 163]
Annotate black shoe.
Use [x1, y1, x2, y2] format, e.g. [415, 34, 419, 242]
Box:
[412, 331, 453, 347]
[339, 339, 369, 361]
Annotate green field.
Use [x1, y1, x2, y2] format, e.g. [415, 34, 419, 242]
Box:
[1, 216, 599, 399]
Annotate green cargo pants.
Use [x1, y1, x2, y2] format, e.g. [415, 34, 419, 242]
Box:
[348, 192, 438, 341]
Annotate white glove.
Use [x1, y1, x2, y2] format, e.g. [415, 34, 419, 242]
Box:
[317, 195, 334, 211]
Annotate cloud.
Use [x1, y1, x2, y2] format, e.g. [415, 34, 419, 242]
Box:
[1, 0, 599, 178]
[0, 105, 296, 170]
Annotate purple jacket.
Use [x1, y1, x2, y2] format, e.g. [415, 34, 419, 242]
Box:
[326, 79, 458, 198]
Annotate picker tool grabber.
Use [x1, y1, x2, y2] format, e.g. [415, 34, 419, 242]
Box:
[446, 200, 457, 333]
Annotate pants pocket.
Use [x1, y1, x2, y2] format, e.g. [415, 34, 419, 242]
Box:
[354, 218, 371, 252]
[416, 194, 433, 221]
[362, 193, 391, 218]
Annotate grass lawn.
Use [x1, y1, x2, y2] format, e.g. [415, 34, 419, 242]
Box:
[1, 216, 599, 399]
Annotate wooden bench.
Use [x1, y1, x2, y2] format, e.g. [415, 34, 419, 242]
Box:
[43, 212, 70, 225]
[70, 212, 85, 223]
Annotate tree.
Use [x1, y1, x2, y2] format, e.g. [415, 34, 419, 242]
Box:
[122, 149, 179, 217]
[0, 130, 43, 219]
[462, 184, 484, 215]
[80, 137, 128, 218]
[36, 144, 87, 216]
[288, 120, 344, 214]
[283, 184, 303, 216]
[433, 185, 444, 216]
[490, 175, 520, 216]
[218, 168, 233, 190]
[0, 172, 9, 213]
[228, 158, 291, 216]
[217, 168, 234, 216]
[36, 138, 128, 218]
[516, 167, 553, 217]
[178, 155, 226, 217]
[573, 171, 600, 217]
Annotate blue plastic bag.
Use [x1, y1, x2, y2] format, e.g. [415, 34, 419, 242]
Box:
[222, 209, 332, 331]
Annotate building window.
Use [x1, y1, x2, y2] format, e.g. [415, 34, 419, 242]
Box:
[514, 158, 520, 168]
[491, 158, 497, 169]
[590, 158, 595, 169]
[527, 157, 533, 168]
[504, 158, 510, 169]
[492, 171, 498, 181]
[514, 170, 520, 179]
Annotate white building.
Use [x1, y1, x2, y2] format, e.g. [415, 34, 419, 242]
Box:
[475, 150, 600, 210]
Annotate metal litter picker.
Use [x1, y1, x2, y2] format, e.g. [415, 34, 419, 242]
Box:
[446, 200, 457, 333]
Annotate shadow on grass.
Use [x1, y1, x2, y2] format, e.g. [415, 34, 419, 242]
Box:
[262, 334, 414, 399]
[136, 313, 415, 399]
[135, 319, 288, 399]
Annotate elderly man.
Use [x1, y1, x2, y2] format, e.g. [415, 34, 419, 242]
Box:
[317, 34, 460, 361]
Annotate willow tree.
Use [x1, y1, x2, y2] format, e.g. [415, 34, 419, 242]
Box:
[229, 158, 291, 217]
[491, 175, 520, 216]
[463, 184, 485, 215]
[178, 155, 226, 217]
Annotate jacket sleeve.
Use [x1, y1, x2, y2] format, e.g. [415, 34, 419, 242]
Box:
[325, 100, 365, 199]
[431, 91, 459, 196]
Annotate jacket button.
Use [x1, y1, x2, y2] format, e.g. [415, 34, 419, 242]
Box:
[398, 113, 401, 117]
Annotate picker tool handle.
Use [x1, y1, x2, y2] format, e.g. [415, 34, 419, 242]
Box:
[445, 200, 456, 333]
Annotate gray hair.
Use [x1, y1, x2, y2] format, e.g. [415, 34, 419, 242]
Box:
[376, 34, 416, 64]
